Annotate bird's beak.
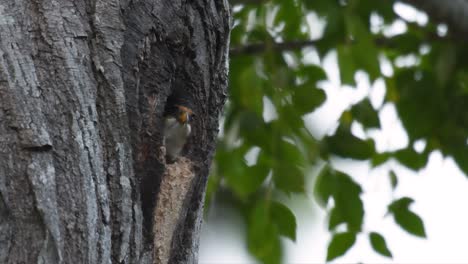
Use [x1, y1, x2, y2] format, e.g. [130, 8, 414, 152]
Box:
[179, 112, 189, 124]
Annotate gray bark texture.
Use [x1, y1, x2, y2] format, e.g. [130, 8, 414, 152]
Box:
[0, 0, 230, 263]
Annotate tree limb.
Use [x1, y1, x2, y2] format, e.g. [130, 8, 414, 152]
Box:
[230, 0, 268, 5]
[230, 40, 318, 55]
[229, 38, 393, 56]
[229, 31, 461, 56]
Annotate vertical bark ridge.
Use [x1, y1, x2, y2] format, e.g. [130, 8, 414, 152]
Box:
[0, 0, 230, 263]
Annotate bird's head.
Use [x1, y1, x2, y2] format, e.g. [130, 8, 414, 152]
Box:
[175, 105, 194, 124]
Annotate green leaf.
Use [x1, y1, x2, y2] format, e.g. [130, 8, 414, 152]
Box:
[237, 163, 270, 199]
[217, 145, 267, 200]
[230, 7, 252, 45]
[316, 3, 345, 56]
[277, 105, 304, 132]
[248, 200, 282, 264]
[329, 171, 364, 232]
[310, 0, 340, 16]
[326, 232, 357, 261]
[270, 140, 306, 194]
[297, 64, 327, 82]
[314, 166, 364, 232]
[345, 15, 380, 81]
[248, 28, 271, 43]
[230, 61, 264, 115]
[434, 43, 457, 88]
[388, 197, 414, 211]
[271, 201, 297, 241]
[371, 152, 391, 167]
[388, 198, 426, 238]
[324, 126, 375, 160]
[293, 84, 326, 115]
[351, 99, 380, 128]
[369, 232, 393, 258]
[394, 148, 428, 170]
[450, 145, 468, 177]
[389, 171, 398, 190]
[273, 164, 305, 194]
[217, 147, 248, 199]
[337, 45, 356, 85]
[328, 206, 344, 231]
[394, 70, 441, 140]
[274, 0, 305, 39]
[314, 166, 334, 208]
[336, 15, 381, 85]
[239, 111, 268, 146]
[456, 69, 468, 94]
[393, 209, 427, 238]
[386, 33, 422, 54]
[274, 140, 306, 166]
[353, 0, 395, 23]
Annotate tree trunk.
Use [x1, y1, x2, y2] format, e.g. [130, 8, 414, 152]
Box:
[0, 0, 230, 263]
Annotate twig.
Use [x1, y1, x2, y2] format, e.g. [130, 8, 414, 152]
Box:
[229, 39, 318, 56]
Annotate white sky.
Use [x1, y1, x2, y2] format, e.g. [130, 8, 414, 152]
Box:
[199, 3, 468, 263]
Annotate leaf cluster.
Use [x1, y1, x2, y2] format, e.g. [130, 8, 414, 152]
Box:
[207, 0, 466, 262]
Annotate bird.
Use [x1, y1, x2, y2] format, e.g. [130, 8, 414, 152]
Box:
[163, 104, 194, 162]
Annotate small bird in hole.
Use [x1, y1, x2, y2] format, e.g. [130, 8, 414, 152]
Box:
[163, 104, 194, 162]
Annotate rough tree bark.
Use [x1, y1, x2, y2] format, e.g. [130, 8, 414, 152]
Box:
[0, 0, 230, 263]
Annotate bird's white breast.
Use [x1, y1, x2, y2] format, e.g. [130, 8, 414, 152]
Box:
[164, 118, 191, 160]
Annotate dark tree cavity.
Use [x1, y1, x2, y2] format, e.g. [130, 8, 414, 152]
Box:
[0, 0, 230, 263]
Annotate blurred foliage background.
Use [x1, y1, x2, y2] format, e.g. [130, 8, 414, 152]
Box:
[205, 0, 468, 263]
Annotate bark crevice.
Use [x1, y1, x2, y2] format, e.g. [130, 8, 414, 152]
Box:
[0, 0, 230, 263]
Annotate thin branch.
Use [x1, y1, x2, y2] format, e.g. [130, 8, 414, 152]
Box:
[229, 40, 318, 56]
[229, 38, 392, 56]
[229, 32, 461, 56]
[230, 0, 269, 5]
[229, 1, 468, 56]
